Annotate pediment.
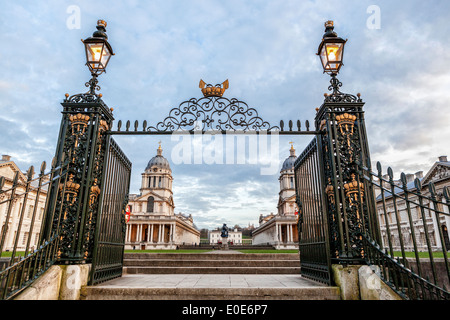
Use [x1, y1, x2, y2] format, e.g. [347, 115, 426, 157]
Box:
[132, 191, 165, 202]
[422, 162, 450, 185]
[0, 162, 27, 184]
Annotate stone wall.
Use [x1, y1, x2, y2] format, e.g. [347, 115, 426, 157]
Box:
[14, 264, 91, 300]
[332, 264, 402, 300]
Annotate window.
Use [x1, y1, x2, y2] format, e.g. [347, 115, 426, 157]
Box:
[153, 177, 156, 188]
[147, 196, 154, 213]
[22, 232, 28, 245]
[27, 205, 34, 219]
[290, 177, 294, 189]
[158, 177, 161, 188]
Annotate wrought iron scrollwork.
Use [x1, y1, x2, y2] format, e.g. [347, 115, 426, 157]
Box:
[324, 74, 362, 103]
[146, 96, 279, 133]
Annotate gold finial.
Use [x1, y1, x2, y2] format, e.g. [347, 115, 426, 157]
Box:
[325, 20, 334, 27]
[289, 141, 295, 157]
[157, 141, 163, 156]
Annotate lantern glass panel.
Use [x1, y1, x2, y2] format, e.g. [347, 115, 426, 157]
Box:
[85, 42, 111, 72]
[320, 42, 344, 73]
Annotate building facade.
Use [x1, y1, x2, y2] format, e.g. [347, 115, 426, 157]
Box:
[376, 156, 450, 251]
[125, 144, 200, 249]
[0, 155, 47, 252]
[209, 228, 242, 245]
[252, 144, 299, 249]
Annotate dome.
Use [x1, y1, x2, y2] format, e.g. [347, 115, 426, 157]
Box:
[281, 155, 297, 171]
[281, 144, 297, 172]
[145, 144, 171, 170]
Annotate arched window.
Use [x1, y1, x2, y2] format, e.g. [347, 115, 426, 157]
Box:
[147, 196, 154, 213]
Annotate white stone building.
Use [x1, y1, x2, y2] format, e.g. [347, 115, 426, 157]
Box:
[209, 228, 242, 245]
[376, 156, 450, 251]
[0, 155, 47, 252]
[125, 144, 200, 249]
[252, 144, 299, 249]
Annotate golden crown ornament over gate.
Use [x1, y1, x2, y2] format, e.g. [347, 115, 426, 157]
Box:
[199, 79, 229, 97]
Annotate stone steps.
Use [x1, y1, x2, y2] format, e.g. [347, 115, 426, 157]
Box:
[84, 286, 340, 300]
[83, 253, 341, 300]
[123, 252, 301, 274]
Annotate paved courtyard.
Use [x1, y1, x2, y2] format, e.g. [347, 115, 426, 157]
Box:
[94, 274, 327, 289]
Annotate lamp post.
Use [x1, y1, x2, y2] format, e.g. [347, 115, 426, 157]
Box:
[317, 21, 348, 97]
[81, 19, 114, 95]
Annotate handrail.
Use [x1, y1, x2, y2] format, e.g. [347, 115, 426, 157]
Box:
[0, 234, 60, 300]
[361, 233, 449, 300]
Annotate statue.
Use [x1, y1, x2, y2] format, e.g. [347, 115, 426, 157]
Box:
[220, 223, 229, 238]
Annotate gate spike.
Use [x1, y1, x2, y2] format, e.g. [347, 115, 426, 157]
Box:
[305, 120, 310, 131]
[143, 120, 147, 131]
[428, 182, 436, 197]
[414, 178, 422, 191]
[400, 172, 407, 187]
[40, 161, 46, 174]
[387, 167, 394, 181]
[134, 120, 139, 131]
[126, 120, 130, 131]
[444, 186, 450, 201]
[280, 120, 284, 131]
[297, 120, 301, 131]
[288, 120, 293, 131]
[376, 161, 382, 175]
[117, 120, 122, 131]
[27, 166, 35, 180]
[51, 157, 57, 169]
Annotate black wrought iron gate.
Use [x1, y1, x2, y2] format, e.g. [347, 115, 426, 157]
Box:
[90, 137, 132, 285]
[294, 136, 332, 285]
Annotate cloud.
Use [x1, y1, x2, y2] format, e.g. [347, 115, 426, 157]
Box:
[0, 1, 449, 229]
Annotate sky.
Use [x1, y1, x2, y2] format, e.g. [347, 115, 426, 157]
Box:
[1, 1, 449, 230]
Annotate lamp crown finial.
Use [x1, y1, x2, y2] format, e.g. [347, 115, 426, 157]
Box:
[97, 20, 107, 28]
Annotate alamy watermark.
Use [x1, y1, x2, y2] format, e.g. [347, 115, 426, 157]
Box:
[366, 5, 381, 30]
[170, 122, 280, 176]
[66, 5, 81, 30]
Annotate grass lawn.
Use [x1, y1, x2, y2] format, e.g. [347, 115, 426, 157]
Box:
[237, 249, 299, 254]
[124, 249, 212, 253]
[393, 251, 447, 259]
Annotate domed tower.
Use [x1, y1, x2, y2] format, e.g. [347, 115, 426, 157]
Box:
[140, 142, 174, 216]
[278, 142, 298, 215]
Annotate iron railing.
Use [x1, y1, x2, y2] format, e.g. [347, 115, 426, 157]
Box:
[358, 161, 450, 300]
[0, 157, 69, 300]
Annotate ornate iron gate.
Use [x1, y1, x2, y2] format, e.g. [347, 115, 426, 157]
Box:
[294, 137, 332, 284]
[90, 137, 131, 285]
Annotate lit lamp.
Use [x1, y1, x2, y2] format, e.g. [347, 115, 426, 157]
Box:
[81, 20, 114, 94]
[317, 20, 347, 76]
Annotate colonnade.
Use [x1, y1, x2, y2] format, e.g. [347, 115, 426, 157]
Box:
[275, 223, 296, 243]
[126, 223, 174, 244]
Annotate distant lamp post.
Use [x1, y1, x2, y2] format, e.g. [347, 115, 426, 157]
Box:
[81, 20, 114, 95]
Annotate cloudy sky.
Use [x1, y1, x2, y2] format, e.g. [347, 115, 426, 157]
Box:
[1, 1, 449, 230]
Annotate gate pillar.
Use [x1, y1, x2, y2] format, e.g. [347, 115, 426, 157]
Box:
[315, 81, 381, 265]
[41, 92, 114, 264]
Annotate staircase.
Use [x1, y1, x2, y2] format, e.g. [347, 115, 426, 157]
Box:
[82, 252, 341, 300]
[123, 252, 300, 274]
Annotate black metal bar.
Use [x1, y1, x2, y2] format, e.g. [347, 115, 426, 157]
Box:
[109, 130, 320, 136]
